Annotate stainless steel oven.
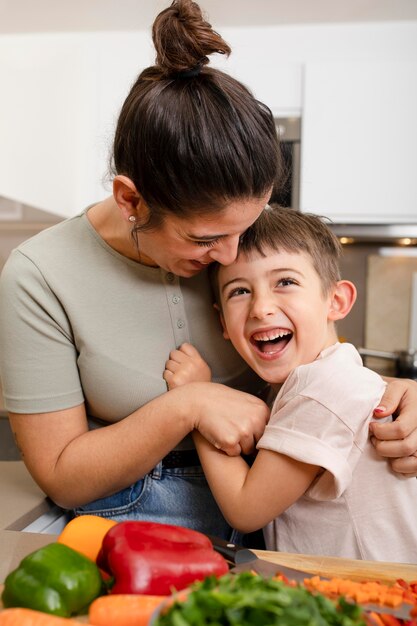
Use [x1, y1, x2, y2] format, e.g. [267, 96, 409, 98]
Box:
[270, 117, 301, 210]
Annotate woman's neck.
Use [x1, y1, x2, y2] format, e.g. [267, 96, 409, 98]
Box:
[86, 197, 158, 267]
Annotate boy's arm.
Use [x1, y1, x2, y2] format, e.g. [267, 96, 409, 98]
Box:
[164, 342, 212, 389]
[193, 431, 320, 533]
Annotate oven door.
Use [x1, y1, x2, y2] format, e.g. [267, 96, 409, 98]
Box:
[271, 117, 301, 210]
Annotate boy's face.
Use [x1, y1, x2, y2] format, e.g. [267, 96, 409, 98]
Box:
[217, 248, 339, 384]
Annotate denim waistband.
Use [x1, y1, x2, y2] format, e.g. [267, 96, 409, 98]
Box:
[161, 448, 200, 469]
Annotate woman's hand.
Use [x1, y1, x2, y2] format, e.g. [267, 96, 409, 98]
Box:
[370, 377, 417, 476]
[177, 381, 270, 457]
[164, 344, 269, 455]
[164, 343, 211, 389]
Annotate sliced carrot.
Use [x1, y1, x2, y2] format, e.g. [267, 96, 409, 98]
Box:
[88, 594, 165, 626]
[304, 575, 417, 612]
[366, 612, 386, 626]
[57, 515, 117, 562]
[0, 608, 83, 625]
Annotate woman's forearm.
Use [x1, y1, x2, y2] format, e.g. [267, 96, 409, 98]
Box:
[10, 386, 196, 509]
[10, 381, 270, 509]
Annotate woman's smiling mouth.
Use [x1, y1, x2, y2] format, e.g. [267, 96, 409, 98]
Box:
[250, 328, 293, 356]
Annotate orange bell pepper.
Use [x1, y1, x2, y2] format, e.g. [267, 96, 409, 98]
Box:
[57, 514, 117, 562]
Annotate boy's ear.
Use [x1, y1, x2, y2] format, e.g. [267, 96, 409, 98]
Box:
[327, 280, 357, 321]
[213, 303, 230, 340]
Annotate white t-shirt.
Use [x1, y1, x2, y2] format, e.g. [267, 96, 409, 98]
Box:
[259, 342, 417, 563]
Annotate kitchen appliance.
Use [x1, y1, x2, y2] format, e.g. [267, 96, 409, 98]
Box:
[359, 348, 417, 380]
[358, 270, 417, 379]
[271, 117, 301, 210]
[330, 223, 417, 244]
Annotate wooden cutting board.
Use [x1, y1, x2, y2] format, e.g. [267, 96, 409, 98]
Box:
[253, 549, 417, 583]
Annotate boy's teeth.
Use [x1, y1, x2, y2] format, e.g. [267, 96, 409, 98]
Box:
[253, 330, 292, 342]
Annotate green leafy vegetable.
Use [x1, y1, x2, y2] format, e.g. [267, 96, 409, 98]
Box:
[153, 572, 366, 626]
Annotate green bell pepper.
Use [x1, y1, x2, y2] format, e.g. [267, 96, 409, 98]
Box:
[1, 541, 103, 617]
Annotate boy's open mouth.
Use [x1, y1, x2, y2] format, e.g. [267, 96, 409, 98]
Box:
[250, 329, 293, 354]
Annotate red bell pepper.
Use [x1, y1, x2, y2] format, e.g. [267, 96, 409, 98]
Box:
[96, 521, 229, 595]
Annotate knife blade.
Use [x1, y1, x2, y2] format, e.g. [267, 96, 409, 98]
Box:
[207, 534, 310, 583]
[207, 535, 414, 621]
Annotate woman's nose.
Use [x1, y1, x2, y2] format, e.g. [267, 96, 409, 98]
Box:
[209, 235, 240, 266]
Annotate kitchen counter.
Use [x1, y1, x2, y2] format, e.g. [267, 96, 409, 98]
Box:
[0, 530, 56, 583]
[0, 461, 52, 531]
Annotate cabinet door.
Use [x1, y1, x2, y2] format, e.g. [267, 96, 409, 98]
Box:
[301, 61, 417, 223]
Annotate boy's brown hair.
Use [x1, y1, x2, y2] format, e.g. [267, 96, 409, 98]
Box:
[211, 205, 342, 305]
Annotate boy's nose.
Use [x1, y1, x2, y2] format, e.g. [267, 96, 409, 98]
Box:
[250, 293, 277, 319]
[209, 235, 240, 266]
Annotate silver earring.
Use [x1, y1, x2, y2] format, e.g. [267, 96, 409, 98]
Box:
[128, 215, 137, 223]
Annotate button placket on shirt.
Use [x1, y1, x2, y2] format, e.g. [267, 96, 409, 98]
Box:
[163, 272, 189, 346]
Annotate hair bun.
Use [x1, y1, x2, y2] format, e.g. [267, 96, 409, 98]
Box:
[152, 0, 231, 76]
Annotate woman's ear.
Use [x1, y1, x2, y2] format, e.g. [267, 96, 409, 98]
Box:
[113, 175, 143, 223]
[328, 280, 357, 321]
[213, 303, 230, 340]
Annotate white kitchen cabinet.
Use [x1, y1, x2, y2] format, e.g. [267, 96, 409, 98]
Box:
[301, 61, 417, 223]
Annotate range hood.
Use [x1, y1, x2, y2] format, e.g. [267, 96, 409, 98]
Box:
[330, 223, 417, 246]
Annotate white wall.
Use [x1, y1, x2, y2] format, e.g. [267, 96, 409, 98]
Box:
[0, 31, 153, 217]
[0, 21, 416, 217]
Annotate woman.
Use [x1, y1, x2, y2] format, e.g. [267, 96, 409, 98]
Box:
[0, 0, 416, 541]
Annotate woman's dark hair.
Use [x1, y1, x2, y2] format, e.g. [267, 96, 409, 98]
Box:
[111, 0, 280, 231]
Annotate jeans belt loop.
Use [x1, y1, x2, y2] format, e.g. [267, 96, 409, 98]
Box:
[150, 461, 163, 480]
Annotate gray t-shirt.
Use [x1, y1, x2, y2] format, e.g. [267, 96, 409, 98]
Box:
[0, 211, 264, 439]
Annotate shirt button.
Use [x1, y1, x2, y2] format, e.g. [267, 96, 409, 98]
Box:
[166, 272, 175, 282]
[172, 295, 180, 304]
[177, 319, 185, 329]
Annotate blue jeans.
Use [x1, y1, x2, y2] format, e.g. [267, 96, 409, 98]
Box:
[73, 462, 240, 541]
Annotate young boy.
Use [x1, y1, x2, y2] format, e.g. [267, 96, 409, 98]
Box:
[164, 206, 417, 563]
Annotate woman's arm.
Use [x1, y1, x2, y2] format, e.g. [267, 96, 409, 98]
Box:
[10, 381, 269, 509]
[193, 432, 319, 533]
[370, 378, 417, 475]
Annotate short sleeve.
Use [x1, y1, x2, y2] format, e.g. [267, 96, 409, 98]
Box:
[257, 394, 358, 500]
[0, 250, 84, 413]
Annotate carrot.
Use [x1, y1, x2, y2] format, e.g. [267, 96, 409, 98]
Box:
[303, 575, 417, 612]
[57, 515, 117, 562]
[366, 612, 386, 626]
[88, 594, 165, 626]
[0, 608, 83, 625]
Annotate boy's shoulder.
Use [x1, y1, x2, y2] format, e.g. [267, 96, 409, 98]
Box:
[302, 342, 380, 383]
[279, 343, 386, 418]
